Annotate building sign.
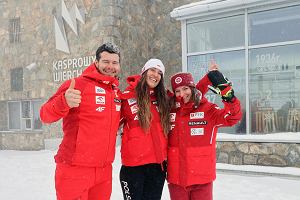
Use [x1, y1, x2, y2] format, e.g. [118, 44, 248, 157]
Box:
[54, 0, 86, 54]
[53, 55, 95, 82]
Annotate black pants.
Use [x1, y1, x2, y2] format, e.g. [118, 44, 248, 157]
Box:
[119, 163, 166, 200]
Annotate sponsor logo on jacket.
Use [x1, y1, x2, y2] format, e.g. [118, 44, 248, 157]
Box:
[188, 121, 207, 126]
[127, 98, 136, 105]
[190, 128, 204, 136]
[95, 86, 106, 94]
[96, 106, 105, 112]
[190, 112, 204, 119]
[114, 98, 121, 103]
[130, 105, 138, 114]
[96, 96, 105, 104]
[170, 113, 176, 122]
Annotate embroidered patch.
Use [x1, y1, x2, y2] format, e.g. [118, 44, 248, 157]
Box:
[170, 124, 175, 130]
[170, 113, 176, 122]
[114, 98, 121, 103]
[190, 128, 204, 136]
[127, 98, 137, 105]
[175, 77, 182, 84]
[190, 112, 204, 119]
[95, 86, 105, 94]
[130, 105, 138, 114]
[116, 105, 121, 111]
[188, 121, 207, 126]
[96, 96, 105, 104]
[96, 106, 105, 112]
[134, 115, 139, 120]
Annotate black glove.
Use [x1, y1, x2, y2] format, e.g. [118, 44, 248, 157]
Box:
[207, 70, 235, 102]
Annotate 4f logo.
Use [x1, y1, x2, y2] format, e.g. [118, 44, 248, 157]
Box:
[53, 0, 86, 54]
[96, 106, 105, 112]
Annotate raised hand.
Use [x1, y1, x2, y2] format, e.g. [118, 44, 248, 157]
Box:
[207, 70, 235, 102]
[208, 59, 219, 71]
[64, 79, 81, 108]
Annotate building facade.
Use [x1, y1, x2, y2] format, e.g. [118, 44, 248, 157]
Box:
[0, 0, 196, 150]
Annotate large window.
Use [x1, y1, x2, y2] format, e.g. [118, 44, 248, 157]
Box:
[249, 44, 300, 133]
[249, 5, 300, 45]
[187, 15, 245, 53]
[8, 100, 42, 130]
[186, 4, 300, 134]
[188, 50, 246, 134]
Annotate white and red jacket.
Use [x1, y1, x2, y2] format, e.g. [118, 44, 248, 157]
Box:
[120, 75, 168, 166]
[167, 94, 242, 187]
[40, 63, 121, 167]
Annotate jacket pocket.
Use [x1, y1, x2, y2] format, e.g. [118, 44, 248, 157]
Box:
[186, 146, 214, 176]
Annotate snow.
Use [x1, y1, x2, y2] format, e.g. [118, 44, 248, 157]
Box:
[0, 148, 300, 200]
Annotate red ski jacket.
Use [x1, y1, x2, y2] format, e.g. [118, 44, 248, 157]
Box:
[167, 96, 242, 187]
[40, 63, 121, 167]
[120, 75, 168, 166]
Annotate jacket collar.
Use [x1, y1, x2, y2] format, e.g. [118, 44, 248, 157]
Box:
[82, 63, 119, 87]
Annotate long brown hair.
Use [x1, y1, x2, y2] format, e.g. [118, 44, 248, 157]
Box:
[135, 73, 170, 136]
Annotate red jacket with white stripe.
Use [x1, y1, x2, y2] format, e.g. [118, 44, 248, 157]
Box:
[120, 75, 168, 166]
[167, 95, 242, 187]
[40, 63, 121, 167]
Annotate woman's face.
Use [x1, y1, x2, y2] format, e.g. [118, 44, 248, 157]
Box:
[174, 86, 192, 103]
[145, 68, 162, 89]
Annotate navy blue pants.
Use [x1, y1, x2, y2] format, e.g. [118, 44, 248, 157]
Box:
[119, 163, 166, 200]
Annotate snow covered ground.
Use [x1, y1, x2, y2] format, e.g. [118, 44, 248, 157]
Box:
[0, 148, 300, 200]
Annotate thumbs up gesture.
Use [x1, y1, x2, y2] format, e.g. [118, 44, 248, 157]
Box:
[64, 79, 81, 108]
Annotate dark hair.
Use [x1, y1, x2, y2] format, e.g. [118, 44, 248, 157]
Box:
[136, 73, 170, 136]
[96, 42, 120, 61]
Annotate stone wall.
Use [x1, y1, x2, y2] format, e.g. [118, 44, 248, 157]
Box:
[217, 141, 300, 168]
[0, 131, 44, 150]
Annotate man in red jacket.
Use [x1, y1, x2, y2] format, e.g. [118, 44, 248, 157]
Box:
[40, 42, 122, 200]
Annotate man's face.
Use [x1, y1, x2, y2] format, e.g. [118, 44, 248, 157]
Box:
[95, 51, 120, 77]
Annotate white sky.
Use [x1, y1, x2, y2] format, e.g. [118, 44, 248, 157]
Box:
[0, 147, 300, 200]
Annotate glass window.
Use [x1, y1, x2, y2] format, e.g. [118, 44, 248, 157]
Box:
[8, 102, 21, 129]
[187, 50, 246, 134]
[187, 15, 245, 53]
[249, 5, 300, 45]
[32, 100, 42, 130]
[8, 100, 43, 130]
[10, 67, 23, 91]
[249, 44, 300, 133]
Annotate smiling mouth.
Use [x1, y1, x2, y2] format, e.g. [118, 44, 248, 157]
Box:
[149, 77, 158, 82]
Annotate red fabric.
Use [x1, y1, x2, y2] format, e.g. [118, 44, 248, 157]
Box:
[40, 63, 122, 167]
[55, 163, 112, 200]
[168, 182, 213, 200]
[170, 72, 195, 91]
[120, 75, 168, 166]
[167, 95, 242, 187]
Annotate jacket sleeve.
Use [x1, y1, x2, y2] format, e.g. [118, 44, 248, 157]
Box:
[196, 74, 212, 96]
[210, 97, 242, 127]
[40, 80, 71, 123]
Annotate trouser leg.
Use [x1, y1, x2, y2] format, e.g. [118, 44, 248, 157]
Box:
[190, 182, 213, 200]
[168, 183, 189, 200]
[142, 163, 166, 200]
[120, 165, 145, 200]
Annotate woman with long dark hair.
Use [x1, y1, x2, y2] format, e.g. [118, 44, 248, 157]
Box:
[119, 59, 170, 200]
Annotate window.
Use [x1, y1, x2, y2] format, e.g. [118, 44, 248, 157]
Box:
[249, 44, 300, 133]
[187, 15, 245, 53]
[10, 67, 23, 91]
[249, 5, 300, 45]
[9, 17, 21, 43]
[8, 100, 43, 130]
[187, 50, 246, 134]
